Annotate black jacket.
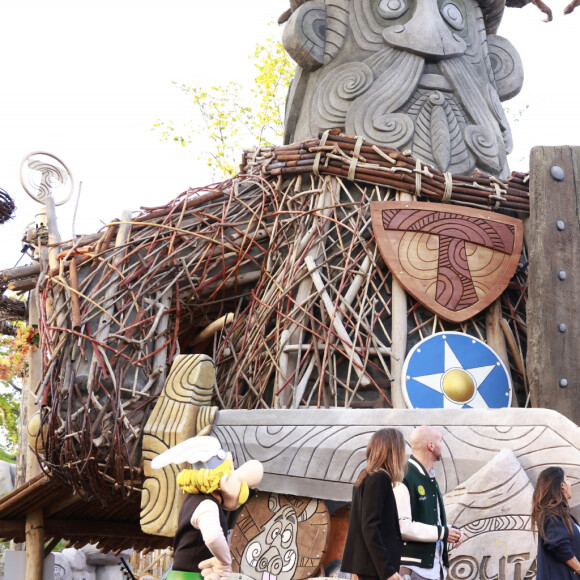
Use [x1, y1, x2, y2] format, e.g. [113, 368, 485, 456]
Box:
[537, 515, 580, 580]
[342, 470, 403, 579]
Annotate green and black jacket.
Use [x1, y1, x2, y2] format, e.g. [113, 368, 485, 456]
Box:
[400, 456, 450, 569]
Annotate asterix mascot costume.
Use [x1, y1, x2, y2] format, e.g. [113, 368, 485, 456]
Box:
[151, 436, 264, 580]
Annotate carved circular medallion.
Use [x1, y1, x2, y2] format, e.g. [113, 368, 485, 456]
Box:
[19, 151, 74, 206]
[402, 332, 512, 409]
[230, 492, 330, 580]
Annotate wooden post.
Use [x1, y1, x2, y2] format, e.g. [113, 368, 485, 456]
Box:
[485, 299, 517, 407]
[390, 277, 407, 408]
[45, 194, 62, 271]
[26, 289, 42, 480]
[390, 190, 415, 408]
[25, 508, 44, 580]
[527, 146, 580, 422]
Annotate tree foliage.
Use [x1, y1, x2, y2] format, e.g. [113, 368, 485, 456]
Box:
[153, 30, 295, 180]
[0, 323, 37, 455]
[0, 382, 19, 455]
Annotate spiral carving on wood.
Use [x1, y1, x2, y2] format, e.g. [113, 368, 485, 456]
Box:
[141, 354, 218, 536]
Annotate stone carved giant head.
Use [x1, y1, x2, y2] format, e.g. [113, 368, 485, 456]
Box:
[282, 0, 523, 178]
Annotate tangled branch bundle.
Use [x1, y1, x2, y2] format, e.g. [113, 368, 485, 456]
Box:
[245, 130, 529, 214]
[0, 188, 16, 224]
[37, 137, 529, 500]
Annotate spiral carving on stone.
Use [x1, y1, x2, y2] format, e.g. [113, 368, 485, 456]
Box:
[449, 556, 479, 580]
[347, 102, 414, 149]
[313, 62, 375, 129]
[372, 112, 415, 147]
[487, 34, 524, 101]
[463, 125, 501, 174]
[282, 1, 327, 71]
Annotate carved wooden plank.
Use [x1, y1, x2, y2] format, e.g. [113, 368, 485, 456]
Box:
[371, 201, 523, 323]
[211, 408, 580, 502]
[230, 492, 329, 580]
[527, 146, 580, 423]
[141, 354, 218, 537]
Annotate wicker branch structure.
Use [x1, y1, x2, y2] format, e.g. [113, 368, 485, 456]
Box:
[36, 135, 529, 502]
[0, 188, 16, 224]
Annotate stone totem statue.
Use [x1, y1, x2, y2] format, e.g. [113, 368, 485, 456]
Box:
[282, 0, 524, 177]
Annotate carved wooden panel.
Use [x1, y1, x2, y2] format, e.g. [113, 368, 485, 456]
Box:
[370, 201, 523, 322]
[527, 146, 580, 425]
[140, 354, 218, 537]
[231, 492, 329, 580]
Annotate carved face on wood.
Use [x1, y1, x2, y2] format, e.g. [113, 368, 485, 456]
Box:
[231, 493, 329, 580]
[283, 0, 523, 178]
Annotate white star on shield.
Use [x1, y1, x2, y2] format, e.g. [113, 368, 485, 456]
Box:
[409, 340, 498, 409]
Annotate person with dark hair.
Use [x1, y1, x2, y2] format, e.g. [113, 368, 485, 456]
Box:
[341, 428, 406, 580]
[532, 466, 580, 579]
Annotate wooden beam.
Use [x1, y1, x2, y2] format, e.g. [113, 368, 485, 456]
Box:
[44, 520, 148, 538]
[44, 537, 61, 558]
[0, 263, 41, 282]
[0, 518, 158, 541]
[8, 279, 37, 293]
[25, 508, 44, 580]
[26, 289, 42, 481]
[0, 475, 49, 515]
[390, 190, 415, 408]
[0, 520, 25, 537]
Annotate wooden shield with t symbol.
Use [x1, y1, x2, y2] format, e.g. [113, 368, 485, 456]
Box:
[370, 201, 523, 323]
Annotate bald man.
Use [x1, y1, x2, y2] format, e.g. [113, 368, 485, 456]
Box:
[394, 426, 464, 580]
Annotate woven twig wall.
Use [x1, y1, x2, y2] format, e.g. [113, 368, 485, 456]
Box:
[36, 149, 528, 499]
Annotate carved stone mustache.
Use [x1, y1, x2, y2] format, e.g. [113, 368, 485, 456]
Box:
[313, 45, 510, 174]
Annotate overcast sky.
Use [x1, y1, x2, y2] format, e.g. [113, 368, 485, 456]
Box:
[0, 0, 579, 271]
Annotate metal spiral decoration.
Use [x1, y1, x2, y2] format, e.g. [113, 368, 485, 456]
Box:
[0, 188, 16, 224]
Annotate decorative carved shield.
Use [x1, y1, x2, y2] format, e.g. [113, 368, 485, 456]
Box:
[230, 492, 329, 580]
[370, 201, 523, 323]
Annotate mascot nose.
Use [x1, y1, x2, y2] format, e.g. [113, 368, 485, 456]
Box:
[382, 0, 466, 58]
[257, 548, 283, 575]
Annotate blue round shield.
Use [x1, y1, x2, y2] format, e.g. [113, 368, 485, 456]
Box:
[402, 332, 512, 409]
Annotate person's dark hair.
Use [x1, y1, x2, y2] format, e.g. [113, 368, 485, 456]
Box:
[355, 428, 406, 487]
[531, 466, 572, 540]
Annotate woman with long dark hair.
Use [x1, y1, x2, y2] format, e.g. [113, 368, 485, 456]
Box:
[532, 466, 580, 579]
[341, 428, 406, 580]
